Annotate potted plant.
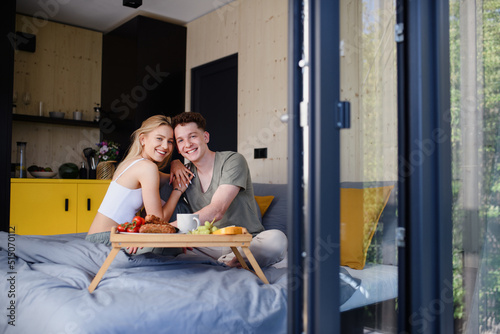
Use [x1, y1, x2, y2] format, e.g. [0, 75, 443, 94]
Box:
[96, 141, 120, 179]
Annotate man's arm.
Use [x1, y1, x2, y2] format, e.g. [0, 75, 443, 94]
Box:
[196, 184, 240, 222]
[170, 184, 240, 227]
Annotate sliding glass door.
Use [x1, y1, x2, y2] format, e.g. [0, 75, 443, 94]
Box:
[338, 0, 399, 331]
[288, 0, 401, 332]
[288, 0, 460, 333]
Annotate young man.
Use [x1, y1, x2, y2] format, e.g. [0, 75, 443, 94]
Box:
[169, 111, 287, 267]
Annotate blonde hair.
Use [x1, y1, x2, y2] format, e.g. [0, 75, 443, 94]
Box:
[120, 115, 173, 170]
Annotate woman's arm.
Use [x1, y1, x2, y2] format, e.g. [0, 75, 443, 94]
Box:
[139, 162, 167, 220]
[127, 162, 164, 254]
[161, 176, 188, 222]
[140, 163, 189, 223]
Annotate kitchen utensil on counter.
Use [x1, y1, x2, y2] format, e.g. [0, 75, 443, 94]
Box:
[83, 147, 97, 179]
[15, 142, 27, 178]
[79, 162, 88, 179]
[89, 157, 97, 179]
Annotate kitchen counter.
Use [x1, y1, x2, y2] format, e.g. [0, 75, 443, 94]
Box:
[11, 178, 111, 184]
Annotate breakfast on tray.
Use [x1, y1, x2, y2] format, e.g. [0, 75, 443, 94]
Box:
[116, 215, 244, 235]
[116, 215, 177, 234]
[188, 218, 219, 234]
[186, 219, 244, 235]
[212, 226, 243, 235]
[139, 223, 177, 234]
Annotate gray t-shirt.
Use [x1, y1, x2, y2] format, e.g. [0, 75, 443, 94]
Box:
[185, 151, 264, 235]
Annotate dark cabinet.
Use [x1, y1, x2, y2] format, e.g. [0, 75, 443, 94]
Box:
[100, 16, 186, 158]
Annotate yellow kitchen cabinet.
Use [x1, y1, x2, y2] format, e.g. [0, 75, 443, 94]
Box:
[10, 179, 110, 235]
[76, 183, 109, 233]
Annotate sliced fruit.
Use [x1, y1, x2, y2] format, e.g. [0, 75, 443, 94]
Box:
[212, 226, 243, 235]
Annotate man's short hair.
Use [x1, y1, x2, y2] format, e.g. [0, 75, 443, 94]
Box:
[171, 112, 207, 131]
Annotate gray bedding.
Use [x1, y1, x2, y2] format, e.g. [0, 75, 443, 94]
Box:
[0, 231, 360, 333]
[0, 232, 287, 333]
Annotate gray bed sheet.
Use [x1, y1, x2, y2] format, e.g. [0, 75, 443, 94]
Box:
[0, 231, 363, 333]
[0, 232, 287, 334]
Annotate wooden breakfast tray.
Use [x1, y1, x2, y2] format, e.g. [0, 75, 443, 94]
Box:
[88, 226, 269, 293]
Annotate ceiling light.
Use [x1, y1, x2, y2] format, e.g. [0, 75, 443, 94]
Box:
[123, 0, 142, 9]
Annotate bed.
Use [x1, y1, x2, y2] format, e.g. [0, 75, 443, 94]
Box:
[0, 231, 288, 333]
[0, 181, 396, 333]
[252, 181, 399, 314]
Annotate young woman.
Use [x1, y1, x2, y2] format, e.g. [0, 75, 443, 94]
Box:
[86, 115, 191, 254]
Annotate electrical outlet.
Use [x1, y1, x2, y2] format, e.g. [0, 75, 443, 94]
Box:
[254, 148, 267, 159]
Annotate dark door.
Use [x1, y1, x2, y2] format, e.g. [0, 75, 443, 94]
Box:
[191, 54, 238, 152]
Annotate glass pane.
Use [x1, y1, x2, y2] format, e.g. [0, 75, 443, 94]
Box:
[450, 0, 500, 332]
[339, 1, 398, 332]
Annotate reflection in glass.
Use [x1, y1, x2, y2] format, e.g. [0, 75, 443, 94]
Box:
[339, 0, 398, 332]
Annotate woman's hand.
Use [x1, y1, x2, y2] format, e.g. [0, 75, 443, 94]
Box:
[172, 175, 189, 193]
[126, 246, 142, 254]
[170, 159, 194, 187]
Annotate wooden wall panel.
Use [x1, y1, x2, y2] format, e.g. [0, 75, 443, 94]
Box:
[186, 0, 288, 184]
[238, 0, 288, 183]
[13, 14, 102, 119]
[12, 15, 102, 175]
[185, 4, 239, 111]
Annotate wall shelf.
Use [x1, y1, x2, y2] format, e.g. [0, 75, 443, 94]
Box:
[12, 114, 99, 128]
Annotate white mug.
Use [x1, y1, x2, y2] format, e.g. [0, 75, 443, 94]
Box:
[177, 214, 200, 233]
[73, 111, 82, 120]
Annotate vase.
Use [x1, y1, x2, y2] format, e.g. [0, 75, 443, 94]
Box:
[96, 161, 116, 180]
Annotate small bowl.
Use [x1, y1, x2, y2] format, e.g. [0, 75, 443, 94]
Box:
[49, 111, 65, 119]
[29, 171, 58, 178]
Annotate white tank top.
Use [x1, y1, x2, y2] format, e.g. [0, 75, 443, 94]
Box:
[97, 158, 145, 224]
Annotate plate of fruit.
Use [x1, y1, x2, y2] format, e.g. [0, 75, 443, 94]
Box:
[28, 165, 57, 178]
